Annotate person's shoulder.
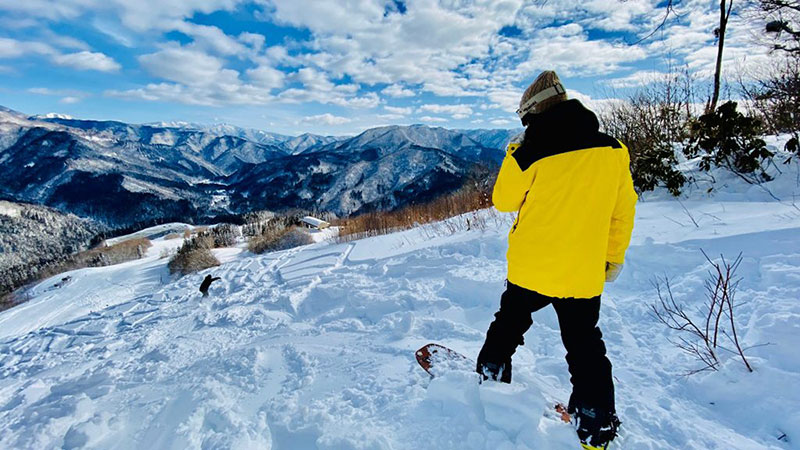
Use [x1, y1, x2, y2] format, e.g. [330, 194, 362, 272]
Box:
[594, 132, 624, 150]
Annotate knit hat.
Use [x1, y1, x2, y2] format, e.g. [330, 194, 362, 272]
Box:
[517, 70, 568, 122]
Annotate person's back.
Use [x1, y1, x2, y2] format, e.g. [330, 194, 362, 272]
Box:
[477, 70, 636, 450]
[199, 274, 221, 297]
[494, 98, 636, 299]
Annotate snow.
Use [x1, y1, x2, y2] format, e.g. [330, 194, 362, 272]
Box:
[1, 153, 800, 448]
[150, 131, 177, 146]
[0, 201, 22, 218]
[103, 223, 194, 246]
[34, 113, 74, 120]
[301, 216, 329, 228]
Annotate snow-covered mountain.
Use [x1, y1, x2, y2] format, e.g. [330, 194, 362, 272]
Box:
[282, 133, 346, 154]
[29, 113, 74, 121]
[316, 124, 503, 163]
[227, 143, 476, 215]
[0, 107, 505, 226]
[0, 141, 798, 448]
[0, 106, 24, 116]
[150, 121, 293, 147]
[0, 113, 252, 226]
[459, 128, 523, 152]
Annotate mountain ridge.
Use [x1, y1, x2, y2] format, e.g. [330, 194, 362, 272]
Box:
[0, 106, 513, 227]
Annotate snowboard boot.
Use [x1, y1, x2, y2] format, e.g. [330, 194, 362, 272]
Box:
[476, 359, 512, 383]
[574, 406, 620, 449]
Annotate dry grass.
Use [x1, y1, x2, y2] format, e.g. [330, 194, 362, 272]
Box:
[76, 238, 153, 267]
[335, 182, 493, 242]
[164, 233, 182, 240]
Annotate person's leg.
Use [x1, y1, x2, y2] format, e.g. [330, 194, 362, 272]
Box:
[552, 296, 618, 446]
[476, 281, 551, 382]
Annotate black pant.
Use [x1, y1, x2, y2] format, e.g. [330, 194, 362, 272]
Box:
[477, 281, 615, 414]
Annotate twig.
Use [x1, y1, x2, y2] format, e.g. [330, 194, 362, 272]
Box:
[678, 199, 700, 227]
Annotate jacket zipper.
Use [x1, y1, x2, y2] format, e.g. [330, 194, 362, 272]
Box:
[511, 190, 529, 233]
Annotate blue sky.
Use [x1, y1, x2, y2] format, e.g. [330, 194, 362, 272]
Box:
[0, 0, 772, 136]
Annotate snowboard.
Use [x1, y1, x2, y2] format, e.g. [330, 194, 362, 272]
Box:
[413, 343, 572, 424]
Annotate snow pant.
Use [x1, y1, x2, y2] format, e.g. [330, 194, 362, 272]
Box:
[477, 281, 615, 414]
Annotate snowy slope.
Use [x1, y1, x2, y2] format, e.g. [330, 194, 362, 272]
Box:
[1, 158, 800, 448]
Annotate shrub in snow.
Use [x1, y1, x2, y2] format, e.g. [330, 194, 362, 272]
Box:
[598, 70, 692, 196]
[741, 54, 800, 149]
[651, 251, 753, 375]
[248, 227, 312, 254]
[685, 101, 774, 185]
[209, 223, 239, 247]
[168, 235, 220, 275]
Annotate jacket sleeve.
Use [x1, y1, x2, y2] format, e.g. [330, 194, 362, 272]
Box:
[492, 142, 536, 213]
[606, 144, 637, 264]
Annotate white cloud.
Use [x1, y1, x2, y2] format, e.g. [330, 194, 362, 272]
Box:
[0, 0, 244, 31]
[375, 114, 402, 121]
[29, 86, 91, 104]
[0, 37, 54, 58]
[238, 32, 266, 51]
[517, 24, 648, 77]
[261, 0, 524, 92]
[566, 89, 623, 114]
[300, 113, 351, 125]
[418, 116, 448, 123]
[246, 65, 285, 89]
[490, 118, 514, 126]
[44, 32, 89, 51]
[384, 105, 412, 115]
[173, 22, 248, 56]
[112, 0, 244, 31]
[487, 88, 520, 112]
[0, 0, 86, 21]
[92, 19, 137, 47]
[277, 69, 380, 108]
[603, 70, 671, 89]
[139, 47, 226, 85]
[418, 104, 473, 117]
[29, 87, 86, 96]
[382, 84, 416, 98]
[53, 51, 121, 72]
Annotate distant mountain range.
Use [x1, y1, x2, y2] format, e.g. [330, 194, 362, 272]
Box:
[0, 105, 518, 227]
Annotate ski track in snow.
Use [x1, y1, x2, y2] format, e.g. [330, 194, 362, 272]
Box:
[1, 199, 800, 449]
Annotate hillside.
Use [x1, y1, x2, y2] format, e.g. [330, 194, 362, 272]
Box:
[0, 201, 104, 297]
[0, 142, 798, 449]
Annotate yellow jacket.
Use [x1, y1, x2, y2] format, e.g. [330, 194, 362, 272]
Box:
[493, 100, 637, 299]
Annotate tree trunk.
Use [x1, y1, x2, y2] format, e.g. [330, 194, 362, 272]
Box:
[709, 0, 733, 113]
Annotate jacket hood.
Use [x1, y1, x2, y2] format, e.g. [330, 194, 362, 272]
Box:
[513, 99, 619, 171]
[524, 99, 599, 143]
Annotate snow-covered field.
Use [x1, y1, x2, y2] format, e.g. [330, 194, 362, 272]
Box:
[1, 157, 800, 449]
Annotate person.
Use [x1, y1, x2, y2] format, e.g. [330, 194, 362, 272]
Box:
[475, 70, 637, 450]
[199, 274, 221, 297]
